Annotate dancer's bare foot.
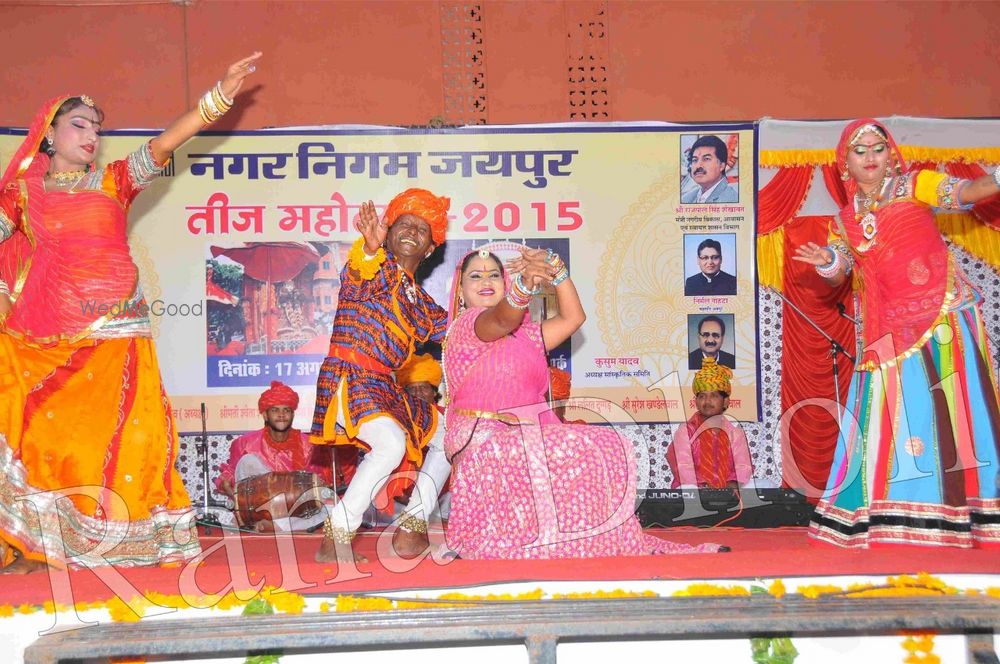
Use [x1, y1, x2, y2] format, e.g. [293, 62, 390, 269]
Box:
[394, 528, 430, 558]
[1, 554, 47, 575]
[315, 536, 367, 564]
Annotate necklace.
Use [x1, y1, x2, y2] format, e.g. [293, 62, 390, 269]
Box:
[855, 175, 888, 241]
[49, 170, 87, 186]
[400, 272, 417, 304]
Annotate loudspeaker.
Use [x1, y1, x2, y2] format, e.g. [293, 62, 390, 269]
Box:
[637, 488, 814, 528]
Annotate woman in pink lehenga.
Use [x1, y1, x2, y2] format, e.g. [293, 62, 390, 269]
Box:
[442, 248, 722, 559]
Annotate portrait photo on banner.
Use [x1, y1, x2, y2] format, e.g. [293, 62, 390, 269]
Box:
[679, 133, 740, 205]
[687, 312, 736, 371]
[683, 233, 737, 297]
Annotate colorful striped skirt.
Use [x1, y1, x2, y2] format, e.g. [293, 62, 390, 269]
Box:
[809, 295, 1000, 548]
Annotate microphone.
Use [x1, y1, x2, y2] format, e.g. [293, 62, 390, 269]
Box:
[836, 302, 860, 325]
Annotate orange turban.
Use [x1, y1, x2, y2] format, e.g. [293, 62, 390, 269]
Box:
[258, 381, 299, 412]
[396, 353, 442, 388]
[549, 367, 571, 401]
[384, 188, 450, 246]
[692, 357, 732, 395]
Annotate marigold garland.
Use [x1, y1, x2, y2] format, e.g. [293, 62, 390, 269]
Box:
[0, 568, 996, 664]
[901, 633, 939, 664]
[0, 575, 995, 664]
[760, 146, 1000, 168]
[672, 583, 750, 597]
[347, 237, 386, 281]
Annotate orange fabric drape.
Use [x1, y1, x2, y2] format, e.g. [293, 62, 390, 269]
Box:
[778, 215, 856, 501]
[945, 162, 1000, 230]
[757, 166, 814, 234]
[908, 160, 938, 173]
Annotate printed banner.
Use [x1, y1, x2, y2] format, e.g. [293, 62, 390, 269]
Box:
[0, 124, 759, 431]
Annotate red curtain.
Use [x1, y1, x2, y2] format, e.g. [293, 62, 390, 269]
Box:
[945, 163, 1000, 230]
[779, 215, 856, 500]
[758, 166, 814, 234]
[820, 164, 848, 208]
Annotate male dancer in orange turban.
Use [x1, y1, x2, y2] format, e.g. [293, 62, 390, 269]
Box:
[311, 189, 452, 563]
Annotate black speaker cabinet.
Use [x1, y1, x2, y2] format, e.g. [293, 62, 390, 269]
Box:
[637, 488, 813, 528]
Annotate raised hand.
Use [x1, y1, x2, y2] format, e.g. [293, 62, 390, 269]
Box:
[507, 247, 556, 290]
[0, 293, 11, 321]
[505, 247, 550, 274]
[355, 200, 388, 254]
[791, 242, 834, 266]
[220, 51, 263, 99]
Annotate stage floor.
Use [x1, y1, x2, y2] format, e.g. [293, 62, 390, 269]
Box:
[2, 526, 998, 608]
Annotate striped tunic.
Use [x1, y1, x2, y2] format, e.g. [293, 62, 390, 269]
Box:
[310, 251, 447, 467]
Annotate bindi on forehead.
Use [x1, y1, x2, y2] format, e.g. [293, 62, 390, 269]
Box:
[466, 260, 500, 274]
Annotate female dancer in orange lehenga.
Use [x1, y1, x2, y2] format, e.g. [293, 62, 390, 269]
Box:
[0, 52, 262, 573]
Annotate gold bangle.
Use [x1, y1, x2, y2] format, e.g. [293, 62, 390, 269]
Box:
[202, 90, 221, 117]
[197, 96, 217, 125]
[197, 101, 212, 125]
[214, 81, 234, 107]
[210, 86, 232, 113]
[198, 91, 227, 125]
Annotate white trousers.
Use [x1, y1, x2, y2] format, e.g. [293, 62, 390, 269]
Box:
[234, 454, 333, 532]
[328, 381, 452, 533]
[401, 429, 451, 522]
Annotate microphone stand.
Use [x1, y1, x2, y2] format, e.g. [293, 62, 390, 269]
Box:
[768, 288, 856, 422]
[197, 402, 224, 534]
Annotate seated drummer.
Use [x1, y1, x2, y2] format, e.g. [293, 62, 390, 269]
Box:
[666, 358, 752, 489]
[216, 381, 336, 531]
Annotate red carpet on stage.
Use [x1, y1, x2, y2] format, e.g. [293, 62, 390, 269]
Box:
[1, 527, 998, 608]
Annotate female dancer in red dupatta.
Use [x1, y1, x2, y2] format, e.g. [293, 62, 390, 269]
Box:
[795, 119, 1000, 548]
[0, 52, 262, 573]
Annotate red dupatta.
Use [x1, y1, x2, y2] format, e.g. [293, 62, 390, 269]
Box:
[833, 119, 951, 370]
[0, 96, 139, 346]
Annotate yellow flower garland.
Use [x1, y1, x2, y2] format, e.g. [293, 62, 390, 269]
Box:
[901, 634, 939, 664]
[760, 146, 1000, 168]
[347, 237, 386, 281]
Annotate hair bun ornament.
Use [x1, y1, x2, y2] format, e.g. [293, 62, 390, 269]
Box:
[80, 95, 96, 107]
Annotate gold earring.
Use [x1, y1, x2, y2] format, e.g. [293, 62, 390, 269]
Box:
[840, 168, 849, 181]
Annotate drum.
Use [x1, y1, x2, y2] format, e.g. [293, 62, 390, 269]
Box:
[234, 471, 326, 528]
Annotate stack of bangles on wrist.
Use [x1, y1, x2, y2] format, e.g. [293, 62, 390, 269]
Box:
[198, 82, 233, 125]
[993, 164, 1000, 187]
[506, 273, 541, 309]
[546, 250, 569, 286]
[815, 246, 842, 278]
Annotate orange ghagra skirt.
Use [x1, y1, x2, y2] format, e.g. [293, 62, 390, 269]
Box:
[0, 334, 200, 568]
